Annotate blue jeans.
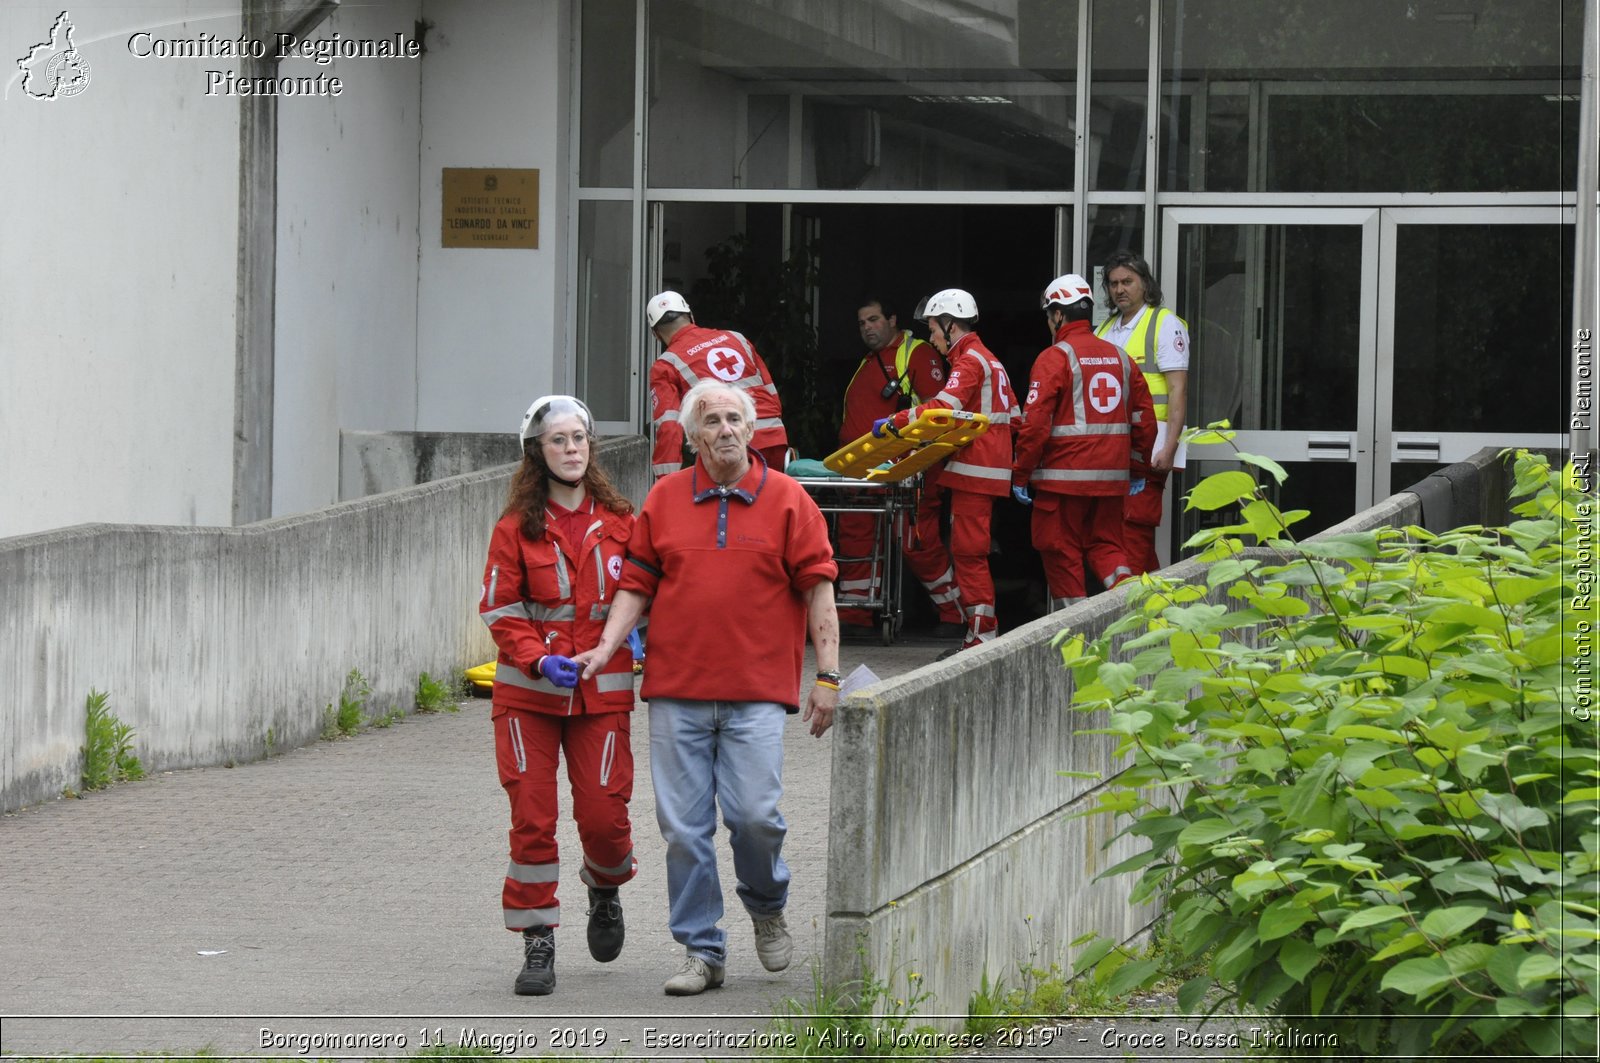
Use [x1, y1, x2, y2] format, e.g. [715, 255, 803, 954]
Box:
[648, 699, 789, 968]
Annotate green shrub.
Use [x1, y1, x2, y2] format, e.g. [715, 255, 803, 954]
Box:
[1060, 444, 1597, 1057]
[321, 668, 370, 739]
[415, 671, 459, 714]
[81, 688, 145, 790]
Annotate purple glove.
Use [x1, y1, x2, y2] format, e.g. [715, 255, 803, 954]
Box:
[537, 654, 580, 689]
[871, 416, 895, 438]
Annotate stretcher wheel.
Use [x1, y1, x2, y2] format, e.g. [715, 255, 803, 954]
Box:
[881, 617, 895, 645]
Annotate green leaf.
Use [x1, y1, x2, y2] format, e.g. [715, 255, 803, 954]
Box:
[1419, 906, 1487, 943]
[1177, 818, 1243, 847]
[1259, 898, 1317, 941]
[1487, 944, 1533, 994]
[1176, 974, 1212, 1012]
[1371, 930, 1429, 962]
[1277, 937, 1321, 982]
[1102, 957, 1159, 998]
[1441, 942, 1494, 977]
[1233, 450, 1290, 486]
[1186, 471, 1258, 512]
[1297, 533, 1381, 559]
[1477, 792, 1551, 834]
[1332, 723, 1407, 743]
[1516, 952, 1562, 988]
[1375, 655, 1431, 679]
[1381, 955, 1454, 997]
[1336, 905, 1408, 936]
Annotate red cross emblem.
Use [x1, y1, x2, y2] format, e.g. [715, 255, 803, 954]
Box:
[1088, 372, 1122, 414]
[706, 346, 746, 382]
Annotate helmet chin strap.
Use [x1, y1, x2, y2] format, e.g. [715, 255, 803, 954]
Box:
[547, 471, 583, 489]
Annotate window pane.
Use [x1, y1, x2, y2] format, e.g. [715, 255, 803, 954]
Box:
[1392, 223, 1572, 433]
[1089, 1, 1148, 192]
[576, 201, 634, 421]
[647, 0, 1079, 190]
[580, 0, 636, 187]
[1160, 0, 1581, 193]
[1177, 223, 1363, 433]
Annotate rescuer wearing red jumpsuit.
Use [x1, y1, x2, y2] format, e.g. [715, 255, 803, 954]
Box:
[876, 288, 1018, 654]
[480, 395, 639, 997]
[645, 289, 788, 480]
[835, 295, 963, 637]
[1012, 275, 1156, 608]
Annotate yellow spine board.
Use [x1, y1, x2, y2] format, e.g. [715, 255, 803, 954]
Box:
[465, 661, 498, 689]
[824, 409, 989, 481]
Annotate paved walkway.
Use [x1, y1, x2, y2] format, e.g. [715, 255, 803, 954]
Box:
[0, 636, 944, 1060]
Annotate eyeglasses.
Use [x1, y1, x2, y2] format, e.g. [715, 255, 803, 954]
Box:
[542, 431, 590, 449]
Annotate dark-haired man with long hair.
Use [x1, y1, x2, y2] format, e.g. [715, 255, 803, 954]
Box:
[1095, 252, 1192, 573]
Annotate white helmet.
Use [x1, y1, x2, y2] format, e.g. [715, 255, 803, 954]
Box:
[1041, 273, 1094, 309]
[917, 288, 979, 322]
[519, 394, 594, 447]
[646, 290, 692, 329]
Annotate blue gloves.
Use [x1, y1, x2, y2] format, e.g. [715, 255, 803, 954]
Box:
[871, 416, 895, 438]
[1011, 485, 1032, 505]
[537, 654, 580, 689]
[1128, 478, 1146, 496]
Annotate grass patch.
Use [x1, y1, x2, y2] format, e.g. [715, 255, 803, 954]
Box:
[767, 949, 946, 1058]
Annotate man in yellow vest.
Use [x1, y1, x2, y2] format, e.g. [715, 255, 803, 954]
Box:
[1094, 252, 1191, 574]
[834, 295, 965, 639]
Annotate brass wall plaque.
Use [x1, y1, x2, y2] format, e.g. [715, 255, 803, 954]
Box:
[441, 168, 539, 249]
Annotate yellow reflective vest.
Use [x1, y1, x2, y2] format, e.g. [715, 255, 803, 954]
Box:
[1095, 307, 1182, 423]
[844, 330, 929, 409]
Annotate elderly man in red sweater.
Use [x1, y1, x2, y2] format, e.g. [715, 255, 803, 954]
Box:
[575, 379, 840, 997]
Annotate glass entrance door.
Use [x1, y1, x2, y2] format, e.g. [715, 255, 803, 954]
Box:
[1162, 208, 1380, 542]
[1163, 206, 1572, 553]
[1378, 208, 1572, 498]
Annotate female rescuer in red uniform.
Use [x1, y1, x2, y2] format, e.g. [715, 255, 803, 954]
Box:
[480, 394, 639, 997]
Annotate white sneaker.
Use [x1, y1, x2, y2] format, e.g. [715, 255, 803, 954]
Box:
[663, 954, 725, 996]
[753, 912, 792, 971]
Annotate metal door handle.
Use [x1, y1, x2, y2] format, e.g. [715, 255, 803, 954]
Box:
[1395, 437, 1442, 462]
[1307, 435, 1351, 461]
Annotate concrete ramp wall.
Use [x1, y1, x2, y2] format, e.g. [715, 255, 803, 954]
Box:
[824, 447, 1529, 1026]
[0, 436, 649, 813]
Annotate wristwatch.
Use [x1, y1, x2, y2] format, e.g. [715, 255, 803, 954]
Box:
[815, 670, 842, 684]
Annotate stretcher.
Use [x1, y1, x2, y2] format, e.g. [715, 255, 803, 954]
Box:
[823, 408, 989, 481]
[792, 475, 919, 645]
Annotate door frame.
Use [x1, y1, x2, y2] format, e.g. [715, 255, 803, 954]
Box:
[1160, 206, 1382, 519]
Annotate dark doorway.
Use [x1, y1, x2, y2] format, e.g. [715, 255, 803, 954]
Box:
[660, 201, 1062, 634]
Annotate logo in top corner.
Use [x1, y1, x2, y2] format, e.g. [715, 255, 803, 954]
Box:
[17, 11, 91, 100]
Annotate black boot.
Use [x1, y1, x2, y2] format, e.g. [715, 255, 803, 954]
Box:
[586, 887, 624, 963]
[514, 926, 555, 996]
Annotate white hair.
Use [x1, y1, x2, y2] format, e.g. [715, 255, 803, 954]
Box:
[680, 380, 757, 453]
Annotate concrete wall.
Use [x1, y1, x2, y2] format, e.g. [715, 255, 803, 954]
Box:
[0, 435, 649, 813]
[824, 447, 1527, 1024]
[273, 0, 426, 516]
[415, 0, 572, 427]
[0, 1, 241, 539]
[339, 430, 519, 499]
